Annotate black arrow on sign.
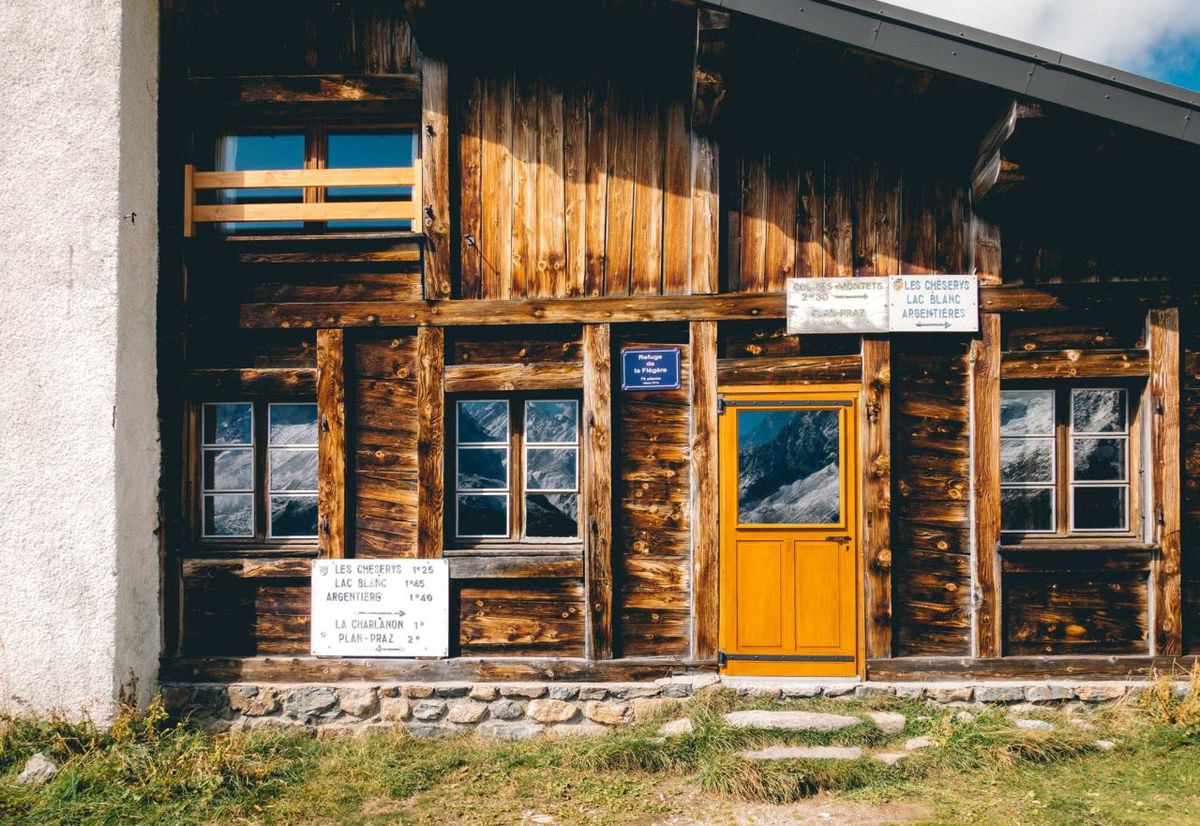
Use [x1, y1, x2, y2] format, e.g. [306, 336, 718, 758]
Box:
[915, 322, 953, 329]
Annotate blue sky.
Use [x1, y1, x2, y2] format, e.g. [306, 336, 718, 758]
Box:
[888, 0, 1200, 92]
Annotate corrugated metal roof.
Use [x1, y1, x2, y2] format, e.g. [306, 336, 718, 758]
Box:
[710, 0, 1200, 145]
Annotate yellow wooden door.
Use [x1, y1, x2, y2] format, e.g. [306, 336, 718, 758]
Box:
[718, 388, 859, 677]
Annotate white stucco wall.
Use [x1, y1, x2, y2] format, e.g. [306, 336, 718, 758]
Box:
[0, 0, 160, 722]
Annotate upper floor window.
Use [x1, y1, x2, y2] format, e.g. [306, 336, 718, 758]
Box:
[451, 397, 581, 543]
[212, 127, 415, 234]
[199, 401, 318, 542]
[1000, 386, 1137, 538]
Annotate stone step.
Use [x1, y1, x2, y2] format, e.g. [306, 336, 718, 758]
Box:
[723, 710, 861, 732]
[741, 745, 864, 761]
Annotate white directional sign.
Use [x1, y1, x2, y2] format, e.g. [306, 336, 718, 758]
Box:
[887, 275, 979, 333]
[785, 277, 889, 335]
[311, 559, 449, 658]
[785, 275, 979, 334]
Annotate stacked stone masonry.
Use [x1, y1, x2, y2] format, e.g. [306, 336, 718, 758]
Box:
[161, 678, 1180, 739]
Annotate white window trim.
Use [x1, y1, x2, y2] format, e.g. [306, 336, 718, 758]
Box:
[1067, 388, 1130, 533]
[455, 399, 512, 539]
[522, 400, 581, 538]
[201, 402, 256, 539]
[999, 390, 1057, 534]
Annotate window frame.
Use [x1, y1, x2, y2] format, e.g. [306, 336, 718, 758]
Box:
[190, 398, 320, 550]
[447, 392, 583, 551]
[208, 123, 419, 236]
[999, 380, 1144, 544]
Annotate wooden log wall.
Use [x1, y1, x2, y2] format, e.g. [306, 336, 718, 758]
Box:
[1182, 314, 1200, 654]
[614, 325, 692, 657]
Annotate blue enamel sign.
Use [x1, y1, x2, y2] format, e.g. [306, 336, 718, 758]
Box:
[621, 347, 682, 391]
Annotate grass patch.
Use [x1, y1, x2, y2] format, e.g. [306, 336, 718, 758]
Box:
[1, 678, 1197, 824]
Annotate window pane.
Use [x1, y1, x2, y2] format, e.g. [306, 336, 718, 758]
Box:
[525, 401, 579, 444]
[1073, 438, 1126, 481]
[214, 133, 305, 230]
[203, 403, 252, 445]
[326, 132, 415, 229]
[204, 448, 253, 491]
[458, 401, 508, 443]
[457, 448, 508, 490]
[526, 494, 579, 538]
[527, 447, 578, 491]
[1001, 487, 1054, 532]
[1073, 486, 1127, 530]
[457, 494, 508, 537]
[1000, 390, 1054, 436]
[270, 448, 318, 492]
[1072, 389, 1126, 433]
[204, 493, 254, 537]
[270, 495, 318, 537]
[269, 404, 318, 446]
[1000, 438, 1054, 484]
[737, 409, 840, 525]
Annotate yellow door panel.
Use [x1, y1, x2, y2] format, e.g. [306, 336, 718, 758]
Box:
[733, 540, 787, 649]
[718, 387, 860, 678]
[793, 539, 844, 650]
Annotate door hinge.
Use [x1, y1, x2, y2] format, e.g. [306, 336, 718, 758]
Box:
[717, 397, 727, 415]
[1157, 505, 1165, 527]
[717, 650, 727, 668]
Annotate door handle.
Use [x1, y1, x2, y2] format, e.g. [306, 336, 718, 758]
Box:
[824, 535, 852, 543]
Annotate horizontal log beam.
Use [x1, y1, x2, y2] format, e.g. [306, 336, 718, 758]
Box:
[241, 293, 785, 329]
[188, 74, 421, 106]
[180, 557, 313, 580]
[868, 655, 1199, 681]
[181, 368, 317, 398]
[447, 553, 583, 580]
[980, 282, 1177, 313]
[444, 362, 583, 393]
[1001, 348, 1149, 379]
[717, 355, 862, 386]
[162, 656, 715, 684]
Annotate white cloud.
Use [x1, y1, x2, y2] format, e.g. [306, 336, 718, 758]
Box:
[884, 0, 1200, 77]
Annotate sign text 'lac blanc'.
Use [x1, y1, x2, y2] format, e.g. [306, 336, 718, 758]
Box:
[311, 559, 449, 658]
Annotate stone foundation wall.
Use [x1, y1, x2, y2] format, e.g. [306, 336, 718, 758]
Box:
[162, 677, 1166, 740]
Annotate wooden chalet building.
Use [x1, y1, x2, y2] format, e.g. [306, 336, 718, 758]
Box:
[159, 0, 1200, 687]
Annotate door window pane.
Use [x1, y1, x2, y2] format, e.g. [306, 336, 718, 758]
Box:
[526, 493, 578, 538]
[1072, 487, 1127, 531]
[737, 408, 840, 525]
[1001, 487, 1055, 532]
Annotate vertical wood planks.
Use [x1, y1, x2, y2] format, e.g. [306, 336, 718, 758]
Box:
[480, 72, 514, 299]
[631, 93, 664, 295]
[690, 133, 719, 293]
[1150, 307, 1182, 655]
[535, 81, 566, 297]
[317, 329, 346, 559]
[605, 90, 637, 296]
[822, 157, 853, 277]
[690, 321, 720, 659]
[512, 73, 539, 297]
[795, 163, 824, 277]
[662, 98, 693, 295]
[583, 324, 614, 659]
[862, 336, 892, 657]
[564, 82, 588, 297]
[971, 313, 1003, 657]
[459, 76, 483, 299]
[421, 56, 451, 299]
[416, 327, 445, 559]
[738, 152, 768, 291]
[584, 80, 610, 296]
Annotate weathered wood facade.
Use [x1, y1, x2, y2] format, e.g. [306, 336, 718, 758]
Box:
[159, 0, 1200, 682]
